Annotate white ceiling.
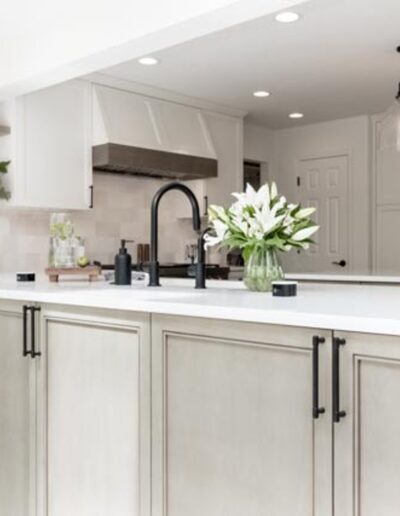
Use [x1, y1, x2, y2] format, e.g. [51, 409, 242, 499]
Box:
[101, 0, 400, 129]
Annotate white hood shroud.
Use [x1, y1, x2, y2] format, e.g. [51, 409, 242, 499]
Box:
[92, 84, 218, 179]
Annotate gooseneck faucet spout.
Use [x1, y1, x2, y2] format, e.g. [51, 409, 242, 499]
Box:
[149, 182, 202, 287]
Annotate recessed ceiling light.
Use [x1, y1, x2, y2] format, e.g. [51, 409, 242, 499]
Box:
[253, 90, 271, 98]
[275, 11, 300, 23]
[138, 56, 159, 66]
[289, 112, 304, 119]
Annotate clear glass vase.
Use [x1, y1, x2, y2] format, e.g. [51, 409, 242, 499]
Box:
[243, 248, 284, 292]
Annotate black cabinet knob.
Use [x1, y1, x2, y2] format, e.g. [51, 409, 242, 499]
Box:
[332, 260, 346, 267]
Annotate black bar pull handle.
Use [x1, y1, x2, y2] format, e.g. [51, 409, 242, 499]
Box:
[30, 306, 41, 359]
[89, 185, 94, 209]
[312, 335, 326, 419]
[22, 305, 30, 357]
[333, 337, 346, 423]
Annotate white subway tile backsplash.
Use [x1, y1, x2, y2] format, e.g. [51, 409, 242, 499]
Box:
[0, 174, 201, 273]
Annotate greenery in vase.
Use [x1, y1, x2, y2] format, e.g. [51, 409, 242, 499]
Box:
[0, 161, 11, 200]
[204, 182, 319, 262]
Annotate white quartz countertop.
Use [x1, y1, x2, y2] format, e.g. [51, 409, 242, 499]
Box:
[1, 275, 400, 336]
[229, 268, 400, 284]
[285, 273, 400, 284]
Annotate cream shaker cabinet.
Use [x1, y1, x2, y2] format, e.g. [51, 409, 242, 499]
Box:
[4, 301, 400, 516]
[0, 301, 38, 516]
[0, 79, 92, 210]
[0, 302, 151, 516]
[333, 331, 400, 516]
[36, 306, 151, 516]
[151, 315, 332, 516]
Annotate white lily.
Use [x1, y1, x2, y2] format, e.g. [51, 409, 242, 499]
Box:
[295, 207, 316, 219]
[206, 181, 319, 255]
[292, 225, 319, 242]
[270, 182, 278, 199]
[232, 182, 271, 209]
[256, 203, 286, 236]
[204, 219, 229, 248]
[208, 205, 229, 222]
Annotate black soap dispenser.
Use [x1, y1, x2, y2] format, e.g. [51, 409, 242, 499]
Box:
[115, 239, 133, 285]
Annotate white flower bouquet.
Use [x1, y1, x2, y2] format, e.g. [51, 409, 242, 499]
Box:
[205, 182, 319, 291]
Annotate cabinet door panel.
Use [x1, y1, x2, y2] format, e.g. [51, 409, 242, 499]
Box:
[19, 80, 92, 209]
[0, 305, 33, 516]
[38, 310, 150, 516]
[334, 332, 400, 516]
[152, 316, 332, 516]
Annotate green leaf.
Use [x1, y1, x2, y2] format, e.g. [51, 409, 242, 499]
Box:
[0, 161, 10, 174]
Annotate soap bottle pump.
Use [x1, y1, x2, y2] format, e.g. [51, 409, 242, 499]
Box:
[115, 239, 133, 285]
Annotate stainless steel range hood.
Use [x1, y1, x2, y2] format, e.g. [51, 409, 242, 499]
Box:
[92, 85, 218, 180]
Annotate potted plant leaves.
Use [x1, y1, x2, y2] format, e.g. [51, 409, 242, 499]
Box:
[0, 161, 11, 200]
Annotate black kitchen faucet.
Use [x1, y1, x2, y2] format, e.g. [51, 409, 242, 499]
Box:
[148, 182, 207, 289]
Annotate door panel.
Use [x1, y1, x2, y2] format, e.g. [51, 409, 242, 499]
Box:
[289, 155, 348, 273]
[334, 332, 400, 516]
[37, 309, 151, 516]
[152, 316, 332, 516]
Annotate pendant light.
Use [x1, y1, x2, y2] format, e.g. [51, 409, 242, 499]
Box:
[379, 47, 400, 151]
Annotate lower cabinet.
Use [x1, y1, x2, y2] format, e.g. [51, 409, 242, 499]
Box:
[151, 315, 332, 516]
[333, 331, 400, 516]
[0, 301, 35, 516]
[35, 305, 151, 516]
[4, 302, 400, 516]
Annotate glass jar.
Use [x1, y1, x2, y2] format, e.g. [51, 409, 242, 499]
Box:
[49, 213, 75, 268]
[243, 247, 284, 292]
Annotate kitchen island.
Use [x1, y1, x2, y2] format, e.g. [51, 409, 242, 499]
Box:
[2, 277, 400, 516]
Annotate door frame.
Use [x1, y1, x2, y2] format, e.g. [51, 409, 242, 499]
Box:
[295, 149, 353, 273]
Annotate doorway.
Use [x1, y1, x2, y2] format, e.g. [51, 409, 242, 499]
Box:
[287, 154, 349, 273]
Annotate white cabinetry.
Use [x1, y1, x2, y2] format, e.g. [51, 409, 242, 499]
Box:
[5, 298, 400, 515]
[373, 115, 400, 273]
[174, 112, 243, 219]
[0, 301, 35, 516]
[92, 83, 243, 219]
[333, 331, 400, 516]
[0, 302, 151, 516]
[0, 80, 92, 209]
[36, 306, 151, 516]
[151, 315, 332, 516]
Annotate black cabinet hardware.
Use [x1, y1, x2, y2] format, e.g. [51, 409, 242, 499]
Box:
[22, 305, 30, 357]
[89, 185, 94, 209]
[332, 260, 346, 267]
[22, 305, 41, 359]
[312, 336, 326, 419]
[203, 196, 209, 216]
[30, 307, 41, 358]
[333, 337, 346, 422]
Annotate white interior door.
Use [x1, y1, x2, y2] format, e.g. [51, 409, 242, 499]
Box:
[288, 155, 349, 273]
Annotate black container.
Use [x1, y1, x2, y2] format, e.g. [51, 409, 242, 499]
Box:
[115, 239, 133, 285]
[272, 281, 297, 297]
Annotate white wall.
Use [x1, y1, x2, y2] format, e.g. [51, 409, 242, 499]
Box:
[244, 116, 371, 273]
[243, 122, 275, 183]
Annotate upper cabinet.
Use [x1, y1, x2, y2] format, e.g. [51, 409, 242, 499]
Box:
[0, 79, 242, 211]
[0, 80, 93, 210]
